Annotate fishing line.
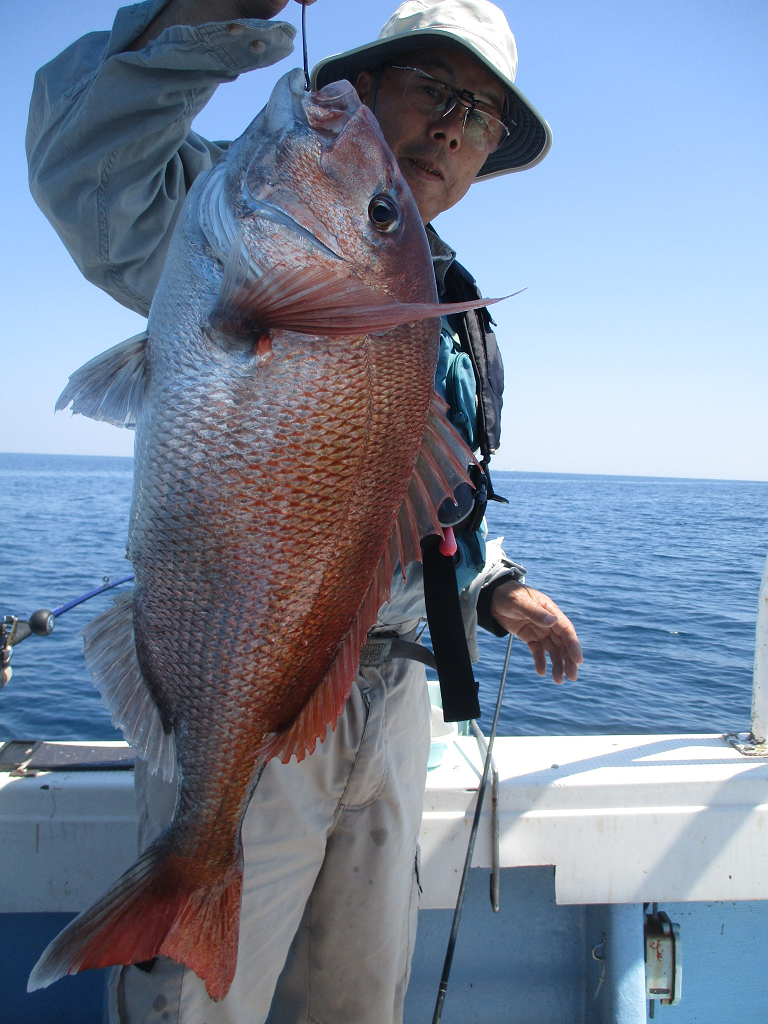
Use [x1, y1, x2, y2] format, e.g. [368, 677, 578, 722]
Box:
[301, 1, 310, 91]
[431, 632, 514, 1024]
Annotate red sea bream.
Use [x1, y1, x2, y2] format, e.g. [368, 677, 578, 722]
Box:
[29, 69, 496, 999]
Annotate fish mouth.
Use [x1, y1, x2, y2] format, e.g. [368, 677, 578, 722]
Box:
[242, 187, 343, 262]
[407, 157, 444, 181]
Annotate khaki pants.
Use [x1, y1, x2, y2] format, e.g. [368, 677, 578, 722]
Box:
[108, 650, 431, 1024]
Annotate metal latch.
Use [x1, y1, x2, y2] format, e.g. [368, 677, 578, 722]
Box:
[724, 731, 768, 757]
[359, 637, 394, 668]
[645, 905, 681, 1016]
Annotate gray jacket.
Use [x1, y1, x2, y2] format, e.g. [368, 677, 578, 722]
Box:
[27, 0, 294, 316]
[26, 0, 520, 654]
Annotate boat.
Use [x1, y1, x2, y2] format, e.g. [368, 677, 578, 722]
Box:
[1, 552, 767, 1023]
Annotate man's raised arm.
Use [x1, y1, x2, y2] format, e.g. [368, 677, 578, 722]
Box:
[26, 0, 299, 314]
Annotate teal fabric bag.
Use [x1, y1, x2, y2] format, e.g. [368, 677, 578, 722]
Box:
[435, 319, 478, 451]
[454, 524, 487, 593]
[435, 318, 486, 592]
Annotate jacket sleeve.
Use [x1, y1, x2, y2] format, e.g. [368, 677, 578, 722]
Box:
[460, 539, 526, 661]
[26, 0, 296, 315]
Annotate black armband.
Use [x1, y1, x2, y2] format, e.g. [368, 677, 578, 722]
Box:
[477, 571, 522, 637]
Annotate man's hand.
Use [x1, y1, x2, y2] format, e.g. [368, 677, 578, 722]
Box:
[490, 580, 582, 685]
[1, 643, 11, 689]
[128, 0, 319, 52]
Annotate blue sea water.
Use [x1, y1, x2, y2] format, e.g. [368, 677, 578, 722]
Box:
[0, 453, 766, 740]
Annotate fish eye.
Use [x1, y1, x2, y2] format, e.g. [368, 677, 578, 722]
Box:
[368, 195, 400, 234]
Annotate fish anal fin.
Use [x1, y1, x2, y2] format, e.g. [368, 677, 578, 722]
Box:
[28, 834, 242, 1002]
[266, 544, 395, 765]
[56, 332, 148, 428]
[82, 592, 175, 781]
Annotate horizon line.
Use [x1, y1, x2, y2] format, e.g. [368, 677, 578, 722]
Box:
[1, 451, 766, 487]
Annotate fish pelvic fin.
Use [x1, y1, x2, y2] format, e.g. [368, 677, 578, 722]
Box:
[28, 832, 243, 1002]
[55, 332, 148, 428]
[264, 394, 476, 764]
[209, 244, 512, 340]
[83, 592, 175, 782]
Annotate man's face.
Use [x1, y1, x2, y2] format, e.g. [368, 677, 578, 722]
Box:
[355, 47, 506, 225]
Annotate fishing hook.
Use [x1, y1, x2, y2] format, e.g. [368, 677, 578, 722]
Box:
[301, 1, 310, 91]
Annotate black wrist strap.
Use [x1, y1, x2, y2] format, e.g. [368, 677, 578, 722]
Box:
[476, 572, 518, 637]
[422, 538, 481, 723]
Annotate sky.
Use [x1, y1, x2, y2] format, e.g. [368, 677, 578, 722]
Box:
[1, 0, 766, 479]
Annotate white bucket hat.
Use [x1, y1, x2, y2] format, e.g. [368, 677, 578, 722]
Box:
[311, 0, 552, 179]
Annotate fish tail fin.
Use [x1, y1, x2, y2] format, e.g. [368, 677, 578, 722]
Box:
[27, 833, 243, 1002]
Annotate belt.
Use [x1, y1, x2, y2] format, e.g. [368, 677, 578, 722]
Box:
[359, 634, 437, 671]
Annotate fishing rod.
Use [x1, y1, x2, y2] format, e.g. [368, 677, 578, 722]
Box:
[431, 632, 514, 1024]
[1, 574, 134, 687]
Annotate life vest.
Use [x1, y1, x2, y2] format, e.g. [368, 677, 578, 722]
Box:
[422, 259, 508, 723]
[442, 258, 505, 463]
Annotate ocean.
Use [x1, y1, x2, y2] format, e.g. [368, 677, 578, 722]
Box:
[1, 452, 766, 740]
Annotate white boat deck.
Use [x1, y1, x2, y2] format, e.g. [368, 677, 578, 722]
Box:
[1, 733, 766, 914]
[421, 732, 768, 907]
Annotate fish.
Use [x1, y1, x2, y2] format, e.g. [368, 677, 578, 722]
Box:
[28, 69, 504, 1000]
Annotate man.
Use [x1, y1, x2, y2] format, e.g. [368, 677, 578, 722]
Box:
[27, 2, 582, 1021]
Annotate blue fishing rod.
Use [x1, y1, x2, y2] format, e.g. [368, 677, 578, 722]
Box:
[1, 574, 134, 686]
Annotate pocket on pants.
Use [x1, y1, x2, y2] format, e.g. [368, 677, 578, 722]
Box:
[404, 845, 422, 992]
[340, 680, 389, 809]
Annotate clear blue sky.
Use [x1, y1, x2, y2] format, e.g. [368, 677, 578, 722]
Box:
[1, 0, 766, 479]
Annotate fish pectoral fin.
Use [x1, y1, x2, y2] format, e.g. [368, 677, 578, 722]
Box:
[55, 331, 148, 428]
[390, 391, 478, 575]
[82, 592, 176, 782]
[209, 248, 509, 340]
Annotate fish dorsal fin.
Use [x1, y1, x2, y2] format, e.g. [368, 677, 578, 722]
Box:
[391, 391, 477, 573]
[82, 592, 176, 781]
[264, 392, 475, 764]
[55, 332, 148, 428]
[210, 240, 510, 339]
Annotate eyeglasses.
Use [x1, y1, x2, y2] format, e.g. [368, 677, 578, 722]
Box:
[389, 65, 512, 154]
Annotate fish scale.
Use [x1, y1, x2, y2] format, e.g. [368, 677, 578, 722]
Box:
[134, 320, 413, 770]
